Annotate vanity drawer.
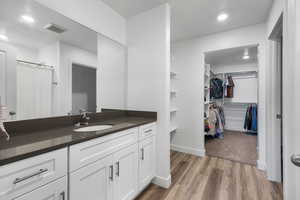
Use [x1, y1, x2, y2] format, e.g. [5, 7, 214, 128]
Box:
[139, 123, 156, 141]
[0, 148, 67, 198]
[69, 128, 138, 172]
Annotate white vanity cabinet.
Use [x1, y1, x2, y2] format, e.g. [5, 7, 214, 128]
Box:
[69, 154, 114, 200]
[113, 143, 138, 200]
[69, 123, 156, 200]
[70, 144, 139, 200]
[138, 123, 156, 191]
[138, 136, 155, 190]
[12, 177, 67, 200]
[0, 148, 68, 200]
[0, 122, 156, 200]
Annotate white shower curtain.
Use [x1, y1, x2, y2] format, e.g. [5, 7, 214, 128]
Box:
[17, 63, 52, 120]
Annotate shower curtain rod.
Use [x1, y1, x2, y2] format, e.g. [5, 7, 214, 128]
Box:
[16, 59, 54, 69]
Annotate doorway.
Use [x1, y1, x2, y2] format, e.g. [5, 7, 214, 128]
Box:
[72, 63, 97, 114]
[203, 45, 259, 166]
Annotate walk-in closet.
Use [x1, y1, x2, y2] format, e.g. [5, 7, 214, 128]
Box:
[204, 45, 259, 165]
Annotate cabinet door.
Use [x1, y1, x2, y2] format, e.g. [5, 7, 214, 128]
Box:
[70, 155, 114, 200]
[139, 136, 155, 190]
[12, 177, 67, 200]
[113, 144, 138, 200]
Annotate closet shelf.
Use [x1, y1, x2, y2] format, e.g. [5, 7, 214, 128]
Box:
[216, 70, 258, 78]
[224, 101, 257, 105]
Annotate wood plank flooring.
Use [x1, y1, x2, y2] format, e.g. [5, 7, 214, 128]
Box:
[205, 131, 258, 165]
[136, 151, 283, 200]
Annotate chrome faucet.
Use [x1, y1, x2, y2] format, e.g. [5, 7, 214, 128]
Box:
[76, 109, 91, 126]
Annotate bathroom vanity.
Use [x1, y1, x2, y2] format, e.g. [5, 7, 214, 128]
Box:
[0, 1, 159, 199]
[0, 111, 156, 200]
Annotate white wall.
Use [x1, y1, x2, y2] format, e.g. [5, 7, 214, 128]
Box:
[127, 4, 171, 188]
[39, 42, 60, 116]
[35, 0, 127, 45]
[98, 35, 127, 111]
[172, 23, 267, 170]
[15, 46, 39, 63]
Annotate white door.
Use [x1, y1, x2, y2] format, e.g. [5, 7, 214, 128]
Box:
[13, 177, 67, 200]
[70, 155, 114, 200]
[113, 144, 138, 200]
[139, 137, 155, 190]
[284, 0, 300, 198]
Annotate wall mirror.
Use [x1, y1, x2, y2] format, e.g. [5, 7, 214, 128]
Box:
[0, 0, 99, 122]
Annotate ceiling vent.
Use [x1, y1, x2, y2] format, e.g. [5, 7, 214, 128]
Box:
[44, 23, 67, 34]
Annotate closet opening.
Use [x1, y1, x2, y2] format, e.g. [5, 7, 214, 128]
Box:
[203, 45, 259, 166]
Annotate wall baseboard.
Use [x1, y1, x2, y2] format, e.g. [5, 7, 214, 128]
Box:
[152, 174, 171, 188]
[171, 144, 205, 157]
[257, 159, 266, 171]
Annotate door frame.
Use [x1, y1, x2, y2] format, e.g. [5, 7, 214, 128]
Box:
[67, 59, 97, 114]
[267, 14, 283, 182]
[202, 44, 264, 169]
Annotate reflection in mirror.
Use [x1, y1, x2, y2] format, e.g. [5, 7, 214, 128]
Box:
[0, 0, 98, 122]
[72, 64, 97, 115]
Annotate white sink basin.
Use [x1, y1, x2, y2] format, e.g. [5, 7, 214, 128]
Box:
[74, 125, 113, 132]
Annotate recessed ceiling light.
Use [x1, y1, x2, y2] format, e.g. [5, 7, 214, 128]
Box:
[243, 48, 250, 60]
[217, 13, 228, 22]
[0, 34, 8, 41]
[21, 15, 35, 24]
[243, 55, 250, 60]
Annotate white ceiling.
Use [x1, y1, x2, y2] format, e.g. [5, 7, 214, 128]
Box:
[205, 45, 258, 66]
[101, 0, 273, 41]
[0, 0, 97, 53]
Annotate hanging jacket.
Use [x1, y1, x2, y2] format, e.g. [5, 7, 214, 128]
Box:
[251, 106, 257, 131]
[210, 78, 224, 99]
[208, 109, 217, 135]
[244, 105, 252, 130]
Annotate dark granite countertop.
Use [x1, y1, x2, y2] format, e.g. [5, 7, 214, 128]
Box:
[0, 111, 156, 166]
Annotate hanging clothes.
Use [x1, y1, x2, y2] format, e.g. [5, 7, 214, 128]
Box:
[208, 109, 217, 135]
[225, 75, 235, 98]
[210, 78, 224, 99]
[207, 104, 225, 138]
[244, 104, 257, 134]
[251, 106, 257, 131]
